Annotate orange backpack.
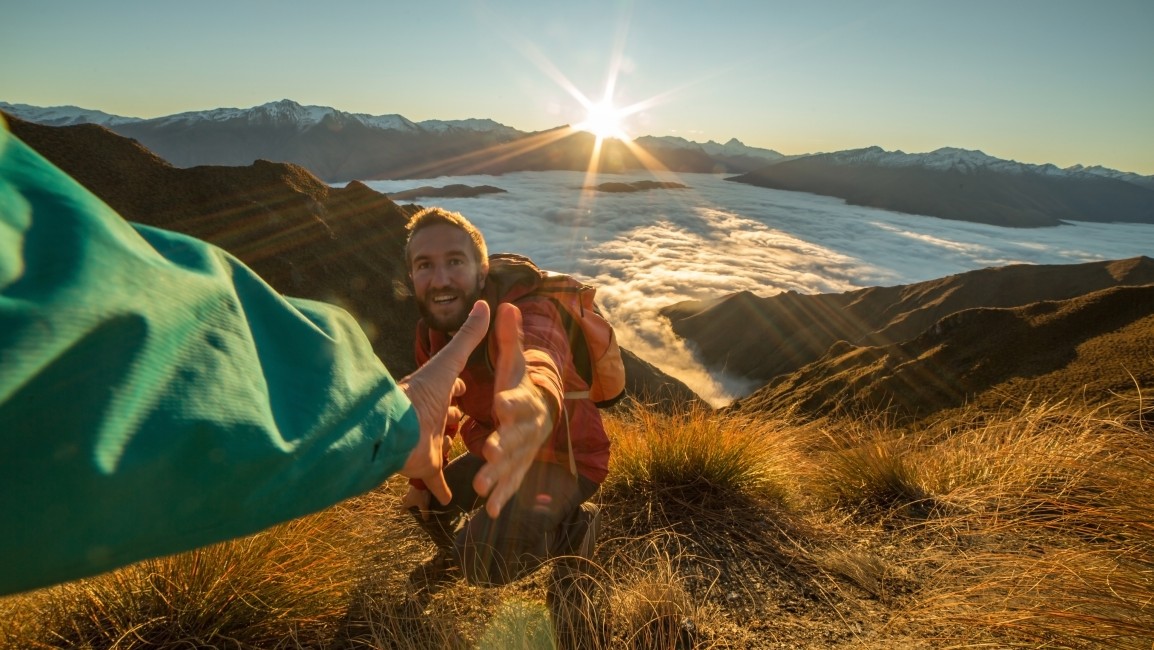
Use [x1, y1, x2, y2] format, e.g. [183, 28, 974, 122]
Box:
[486, 253, 626, 408]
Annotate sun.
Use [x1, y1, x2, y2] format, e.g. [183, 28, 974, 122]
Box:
[576, 99, 631, 141]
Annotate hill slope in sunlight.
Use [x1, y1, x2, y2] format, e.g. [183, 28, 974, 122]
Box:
[737, 283, 1154, 421]
[664, 257, 1154, 421]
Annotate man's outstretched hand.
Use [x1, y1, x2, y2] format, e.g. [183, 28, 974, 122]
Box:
[397, 300, 490, 507]
[473, 303, 555, 518]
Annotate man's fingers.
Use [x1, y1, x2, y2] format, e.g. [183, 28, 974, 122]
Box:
[401, 487, 433, 519]
[485, 486, 512, 519]
[479, 462, 531, 518]
[425, 473, 452, 507]
[492, 303, 526, 393]
[472, 429, 539, 518]
[472, 434, 504, 496]
[474, 302, 557, 518]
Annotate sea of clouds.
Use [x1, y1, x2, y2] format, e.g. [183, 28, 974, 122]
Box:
[363, 171, 1154, 405]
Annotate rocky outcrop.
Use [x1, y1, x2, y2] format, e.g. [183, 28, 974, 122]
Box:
[585, 180, 687, 193]
[387, 184, 507, 200]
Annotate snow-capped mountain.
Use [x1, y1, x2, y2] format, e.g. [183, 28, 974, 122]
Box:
[817, 146, 1154, 187]
[147, 100, 345, 129]
[418, 118, 521, 137]
[632, 135, 788, 174]
[5, 99, 1150, 199]
[146, 100, 423, 133]
[1, 99, 521, 136]
[699, 138, 785, 160]
[635, 135, 784, 161]
[0, 101, 143, 127]
[823, 146, 1056, 174]
[728, 145, 1154, 228]
[1065, 164, 1154, 190]
[3, 99, 783, 178]
[0, 99, 536, 180]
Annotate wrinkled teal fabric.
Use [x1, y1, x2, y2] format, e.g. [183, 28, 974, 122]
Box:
[0, 120, 418, 595]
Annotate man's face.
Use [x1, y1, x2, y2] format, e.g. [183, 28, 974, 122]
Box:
[408, 223, 486, 333]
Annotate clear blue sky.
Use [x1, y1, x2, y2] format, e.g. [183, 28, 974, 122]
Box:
[3, 0, 1152, 174]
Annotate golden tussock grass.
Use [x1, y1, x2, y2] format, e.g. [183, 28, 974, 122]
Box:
[0, 498, 372, 648]
[2, 394, 1152, 648]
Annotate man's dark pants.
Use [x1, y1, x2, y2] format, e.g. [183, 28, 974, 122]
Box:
[409, 452, 598, 586]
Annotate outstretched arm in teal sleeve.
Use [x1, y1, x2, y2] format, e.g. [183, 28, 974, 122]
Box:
[0, 124, 418, 595]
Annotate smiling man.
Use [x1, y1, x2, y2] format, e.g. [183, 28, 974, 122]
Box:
[402, 207, 610, 588]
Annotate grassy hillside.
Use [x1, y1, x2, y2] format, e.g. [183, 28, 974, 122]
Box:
[4, 393, 1151, 649]
[739, 283, 1154, 423]
[662, 257, 1154, 388]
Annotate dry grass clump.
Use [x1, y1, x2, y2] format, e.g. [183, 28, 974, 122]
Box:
[905, 400, 1151, 545]
[346, 593, 466, 650]
[914, 547, 1154, 649]
[599, 405, 838, 645]
[603, 400, 803, 514]
[881, 401, 1154, 648]
[608, 554, 726, 649]
[814, 547, 915, 604]
[1, 500, 373, 649]
[815, 400, 1139, 522]
[823, 439, 932, 515]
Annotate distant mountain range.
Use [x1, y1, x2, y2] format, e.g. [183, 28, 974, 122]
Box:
[727, 146, 1154, 227]
[4, 99, 1153, 228]
[0, 100, 780, 181]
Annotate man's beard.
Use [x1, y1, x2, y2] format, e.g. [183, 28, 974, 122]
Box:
[417, 282, 485, 333]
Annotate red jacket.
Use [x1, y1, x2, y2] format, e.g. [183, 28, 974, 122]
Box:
[414, 293, 611, 485]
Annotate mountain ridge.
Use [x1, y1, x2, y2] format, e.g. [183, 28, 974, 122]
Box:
[726, 148, 1154, 227]
[735, 282, 1154, 422]
[7, 100, 1154, 233]
[8, 99, 1150, 186]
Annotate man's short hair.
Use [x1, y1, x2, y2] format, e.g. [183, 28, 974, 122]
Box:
[404, 207, 489, 268]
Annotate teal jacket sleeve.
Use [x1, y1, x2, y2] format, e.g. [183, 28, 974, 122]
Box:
[0, 121, 419, 595]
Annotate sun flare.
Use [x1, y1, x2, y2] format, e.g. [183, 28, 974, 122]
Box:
[576, 99, 631, 141]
